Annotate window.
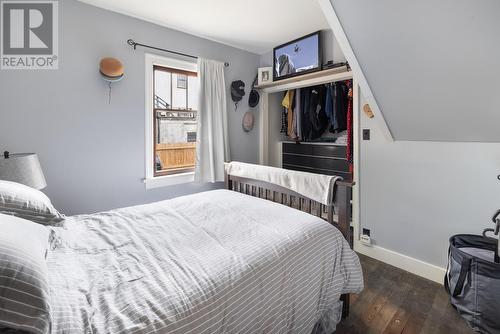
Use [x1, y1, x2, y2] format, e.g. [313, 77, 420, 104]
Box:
[153, 65, 198, 177]
[145, 54, 198, 189]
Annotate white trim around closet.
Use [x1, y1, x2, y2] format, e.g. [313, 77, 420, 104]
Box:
[352, 82, 361, 245]
[258, 93, 269, 165]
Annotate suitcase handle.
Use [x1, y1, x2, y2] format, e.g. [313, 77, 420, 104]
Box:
[483, 228, 496, 238]
[492, 209, 500, 225]
[453, 258, 471, 297]
[489, 210, 500, 263]
[445, 256, 471, 298]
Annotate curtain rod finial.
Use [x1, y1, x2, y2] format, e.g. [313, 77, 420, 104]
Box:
[127, 39, 137, 50]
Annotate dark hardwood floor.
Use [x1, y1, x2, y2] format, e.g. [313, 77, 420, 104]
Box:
[335, 254, 474, 334]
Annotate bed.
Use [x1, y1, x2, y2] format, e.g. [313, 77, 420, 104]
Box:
[1, 163, 363, 334]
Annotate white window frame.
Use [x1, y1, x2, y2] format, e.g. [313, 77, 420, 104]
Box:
[144, 53, 197, 189]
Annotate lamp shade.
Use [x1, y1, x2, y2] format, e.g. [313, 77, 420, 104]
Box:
[0, 153, 47, 190]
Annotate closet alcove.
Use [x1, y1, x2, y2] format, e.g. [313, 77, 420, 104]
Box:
[257, 67, 360, 241]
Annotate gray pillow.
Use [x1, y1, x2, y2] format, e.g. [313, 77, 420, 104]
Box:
[0, 181, 64, 226]
[0, 213, 53, 334]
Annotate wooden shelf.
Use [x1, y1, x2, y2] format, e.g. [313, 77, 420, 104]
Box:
[255, 67, 353, 93]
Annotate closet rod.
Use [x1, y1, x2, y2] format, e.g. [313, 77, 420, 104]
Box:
[127, 39, 230, 67]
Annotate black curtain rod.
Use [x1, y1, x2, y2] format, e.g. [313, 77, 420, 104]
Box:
[127, 39, 229, 67]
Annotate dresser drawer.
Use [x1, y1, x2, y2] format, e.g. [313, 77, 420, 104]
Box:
[282, 142, 346, 158]
[282, 154, 349, 172]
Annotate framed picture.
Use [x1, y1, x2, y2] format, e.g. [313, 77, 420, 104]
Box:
[273, 31, 322, 81]
[257, 67, 273, 85]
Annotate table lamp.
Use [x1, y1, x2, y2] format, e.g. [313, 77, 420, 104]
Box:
[0, 151, 47, 190]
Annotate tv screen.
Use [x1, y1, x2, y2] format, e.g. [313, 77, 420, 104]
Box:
[273, 31, 321, 81]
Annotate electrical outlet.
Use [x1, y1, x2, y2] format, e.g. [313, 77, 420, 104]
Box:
[361, 228, 372, 246]
[363, 129, 370, 140]
[361, 234, 372, 245]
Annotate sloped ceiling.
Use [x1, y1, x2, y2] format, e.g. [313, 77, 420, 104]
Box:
[330, 0, 500, 141]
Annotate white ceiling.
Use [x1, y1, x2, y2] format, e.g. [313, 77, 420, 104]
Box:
[77, 0, 329, 55]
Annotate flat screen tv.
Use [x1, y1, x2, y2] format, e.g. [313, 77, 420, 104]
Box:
[273, 31, 322, 81]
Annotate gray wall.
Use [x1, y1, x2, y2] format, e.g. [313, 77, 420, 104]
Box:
[0, 0, 260, 215]
[331, 0, 500, 142]
[359, 93, 500, 267]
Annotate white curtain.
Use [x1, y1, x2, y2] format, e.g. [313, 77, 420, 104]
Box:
[194, 58, 230, 183]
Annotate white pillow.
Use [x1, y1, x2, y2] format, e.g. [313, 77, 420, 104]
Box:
[0, 213, 53, 334]
[0, 180, 64, 226]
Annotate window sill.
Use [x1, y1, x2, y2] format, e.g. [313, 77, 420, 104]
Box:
[144, 172, 194, 189]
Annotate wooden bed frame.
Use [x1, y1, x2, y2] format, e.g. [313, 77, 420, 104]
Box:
[224, 171, 354, 319]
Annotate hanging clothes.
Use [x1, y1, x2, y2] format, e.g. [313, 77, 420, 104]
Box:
[332, 83, 339, 132]
[319, 85, 328, 135]
[281, 90, 295, 136]
[295, 89, 303, 141]
[308, 86, 328, 140]
[300, 87, 311, 140]
[280, 107, 288, 133]
[325, 82, 345, 133]
[297, 86, 328, 141]
[325, 83, 335, 131]
[334, 82, 348, 132]
[280, 92, 288, 134]
[292, 89, 300, 140]
[279, 81, 351, 144]
[287, 105, 296, 139]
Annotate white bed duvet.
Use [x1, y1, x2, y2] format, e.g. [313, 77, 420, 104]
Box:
[46, 189, 363, 334]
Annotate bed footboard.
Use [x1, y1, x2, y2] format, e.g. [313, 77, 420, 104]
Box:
[224, 170, 354, 320]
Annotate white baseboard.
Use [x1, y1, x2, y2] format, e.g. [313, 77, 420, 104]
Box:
[354, 242, 446, 284]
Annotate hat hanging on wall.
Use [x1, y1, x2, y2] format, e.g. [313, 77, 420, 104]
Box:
[248, 75, 260, 108]
[99, 57, 124, 104]
[242, 111, 255, 133]
[230, 80, 245, 111]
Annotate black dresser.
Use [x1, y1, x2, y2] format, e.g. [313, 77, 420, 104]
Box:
[282, 142, 351, 180]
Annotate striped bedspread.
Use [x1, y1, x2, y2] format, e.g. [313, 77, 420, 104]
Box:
[46, 189, 363, 333]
